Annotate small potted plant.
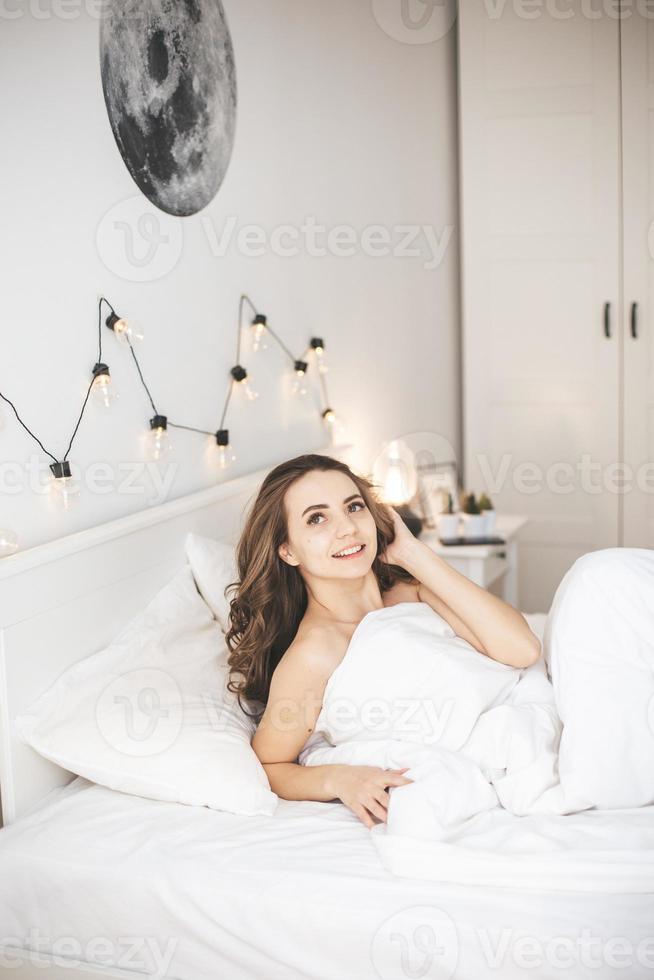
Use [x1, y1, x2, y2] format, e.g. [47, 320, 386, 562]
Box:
[437, 491, 459, 540]
[478, 491, 496, 535]
[460, 491, 486, 539]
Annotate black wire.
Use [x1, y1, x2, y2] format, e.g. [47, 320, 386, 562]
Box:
[219, 381, 234, 431]
[0, 297, 110, 464]
[126, 337, 158, 415]
[63, 376, 95, 462]
[237, 294, 256, 364]
[169, 422, 215, 437]
[0, 391, 58, 463]
[264, 322, 296, 365]
[318, 368, 330, 410]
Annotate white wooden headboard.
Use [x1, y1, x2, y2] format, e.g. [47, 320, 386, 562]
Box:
[0, 449, 335, 827]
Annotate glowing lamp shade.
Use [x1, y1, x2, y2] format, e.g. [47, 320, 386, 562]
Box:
[372, 440, 418, 506]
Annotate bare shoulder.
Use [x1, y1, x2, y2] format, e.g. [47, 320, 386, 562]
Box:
[274, 619, 348, 686]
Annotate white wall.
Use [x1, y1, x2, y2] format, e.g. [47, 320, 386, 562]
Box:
[0, 0, 460, 552]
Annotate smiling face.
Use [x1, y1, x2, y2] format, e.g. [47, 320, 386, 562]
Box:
[278, 468, 379, 580]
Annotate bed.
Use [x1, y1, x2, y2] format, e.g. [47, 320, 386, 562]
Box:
[1, 455, 653, 980]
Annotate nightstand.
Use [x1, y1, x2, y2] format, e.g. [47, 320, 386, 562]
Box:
[418, 515, 527, 606]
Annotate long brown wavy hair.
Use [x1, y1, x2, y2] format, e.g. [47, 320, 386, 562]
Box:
[225, 453, 414, 724]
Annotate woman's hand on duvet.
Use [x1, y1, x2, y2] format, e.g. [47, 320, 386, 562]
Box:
[327, 765, 414, 829]
[379, 506, 422, 570]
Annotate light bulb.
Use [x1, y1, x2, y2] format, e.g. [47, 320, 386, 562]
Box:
[146, 415, 172, 461]
[106, 312, 145, 345]
[0, 528, 19, 557]
[215, 430, 236, 470]
[251, 318, 268, 353]
[230, 365, 258, 401]
[218, 445, 236, 470]
[322, 408, 348, 447]
[291, 359, 309, 397]
[91, 363, 118, 408]
[49, 461, 80, 511]
[311, 338, 329, 375]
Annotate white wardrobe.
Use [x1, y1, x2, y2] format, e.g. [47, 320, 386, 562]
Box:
[457, 0, 654, 611]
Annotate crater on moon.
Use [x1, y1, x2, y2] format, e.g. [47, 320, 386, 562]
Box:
[100, 0, 237, 217]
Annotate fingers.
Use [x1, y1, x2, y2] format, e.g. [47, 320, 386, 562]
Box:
[365, 798, 388, 823]
[352, 804, 374, 830]
[380, 772, 414, 788]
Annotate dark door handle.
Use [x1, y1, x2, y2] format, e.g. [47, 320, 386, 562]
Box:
[631, 301, 638, 339]
[604, 302, 611, 338]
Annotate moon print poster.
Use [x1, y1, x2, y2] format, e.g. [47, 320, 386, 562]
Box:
[99, 0, 237, 217]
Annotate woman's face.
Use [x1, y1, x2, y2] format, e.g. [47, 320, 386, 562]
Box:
[279, 469, 379, 579]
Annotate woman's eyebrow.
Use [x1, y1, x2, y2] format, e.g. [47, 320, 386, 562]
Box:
[301, 493, 362, 518]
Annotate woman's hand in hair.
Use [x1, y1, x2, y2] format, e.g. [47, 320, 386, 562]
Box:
[379, 506, 419, 570]
[326, 765, 414, 829]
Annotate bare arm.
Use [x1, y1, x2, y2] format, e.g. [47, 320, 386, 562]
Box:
[252, 631, 413, 820]
[261, 761, 340, 802]
[404, 544, 540, 669]
[382, 509, 540, 669]
[251, 630, 339, 802]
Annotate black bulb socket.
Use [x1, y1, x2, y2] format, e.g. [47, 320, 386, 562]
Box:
[231, 365, 247, 383]
[92, 362, 110, 379]
[105, 312, 121, 332]
[252, 313, 267, 327]
[50, 461, 72, 480]
[294, 360, 308, 374]
[310, 337, 325, 351]
[215, 429, 230, 447]
[150, 415, 168, 431]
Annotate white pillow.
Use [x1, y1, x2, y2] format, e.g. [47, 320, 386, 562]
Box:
[14, 565, 277, 817]
[185, 532, 237, 632]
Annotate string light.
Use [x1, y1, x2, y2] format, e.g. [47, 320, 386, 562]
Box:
[251, 313, 269, 353]
[49, 461, 80, 511]
[146, 415, 172, 461]
[230, 365, 259, 401]
[0, 293, 344, 554]
[310, 337, 329, 374]
[105, 311, 145, 345]
[91, 362, 118, 408]
[215, 429, 236, 470]
[292, 359, 309, 397]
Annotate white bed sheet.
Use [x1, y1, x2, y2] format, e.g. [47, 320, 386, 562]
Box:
[1, 777, 654, 980]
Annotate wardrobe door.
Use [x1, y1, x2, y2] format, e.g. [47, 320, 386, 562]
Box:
[621, 3, 654, 548]
[458, 1, 622, 611]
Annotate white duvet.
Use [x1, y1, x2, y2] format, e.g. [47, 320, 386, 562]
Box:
[299, 548, 654, 892]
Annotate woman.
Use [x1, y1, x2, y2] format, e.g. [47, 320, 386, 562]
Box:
[226, 452, 541, 829]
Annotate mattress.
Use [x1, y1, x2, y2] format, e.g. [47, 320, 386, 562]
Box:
[1, 777, 654, 980]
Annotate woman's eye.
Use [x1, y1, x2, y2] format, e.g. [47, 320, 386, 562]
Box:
[306, 501, 365, 526]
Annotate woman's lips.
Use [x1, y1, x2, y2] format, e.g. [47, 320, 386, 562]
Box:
[333, 544, 366, 560]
